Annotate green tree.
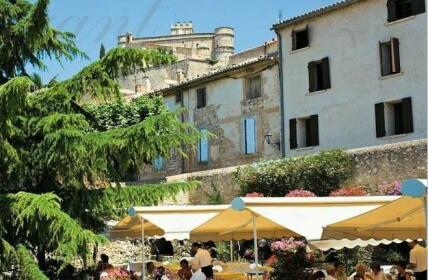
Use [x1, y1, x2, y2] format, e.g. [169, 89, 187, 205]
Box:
[99, 43, 106, 59]
[0, 0, 198, 278]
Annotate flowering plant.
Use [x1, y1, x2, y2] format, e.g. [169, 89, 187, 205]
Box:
[245, 192, 264, 197]
[270, 238, 306, 252]
[285, 189, 317, 197]
[378, 181, 401, 195]
[329, 186, 368, 197]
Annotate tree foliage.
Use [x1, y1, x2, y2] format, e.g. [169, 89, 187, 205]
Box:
[0, 0, 197, 277]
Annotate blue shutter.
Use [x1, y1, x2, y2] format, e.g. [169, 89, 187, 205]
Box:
[198, 129, 209, 162]
[153, 156, 165, 171]
[244, 118, 256, 154]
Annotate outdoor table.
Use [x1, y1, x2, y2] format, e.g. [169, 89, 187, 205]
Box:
[214, 271, 246, 280]
[245, 270, 266, 280]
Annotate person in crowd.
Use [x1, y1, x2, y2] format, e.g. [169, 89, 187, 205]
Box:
[190, 266, 207, 280]
[335, 261, 347, 280]
[369, 262, 385, 280]
[397, 261, 412, 280]
[326, 264, 337, 280]
[177, 259, 192, 280]
[347, 263, 374, 280]
[191, 243, 213, 279]
[408, 240, 427, 280]
[95, 253, 114, 279]
[146, 261, 157, 278]
[312, 270, 326, 280]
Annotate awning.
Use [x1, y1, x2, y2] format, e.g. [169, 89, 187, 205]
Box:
[110, 205, 229, 240]
[321, 196, 426, 240]
[190, 196, 398, 242]
[309, 238, 409, 251]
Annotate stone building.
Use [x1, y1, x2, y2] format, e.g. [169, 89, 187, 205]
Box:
[118, 23, 235, 98]
[138, 41, 281, 181]
[272, 0, 427, 157]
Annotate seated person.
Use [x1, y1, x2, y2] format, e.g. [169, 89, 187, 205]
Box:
[335, 262, 347, 280]
[369, 262, 385, 280]
[147, 262, 157, 277]
[396, 261, 411, 280]
[190, 266, 207, 280]
[347, 263, 374, 280]
[177, 259, 192, 280]
[96, 253, 114, 279]
[326, 264, 337, 280]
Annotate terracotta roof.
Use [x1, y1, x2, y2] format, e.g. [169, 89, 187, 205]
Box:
[146, 56, 278, 96]
[272, 0, 365, 30]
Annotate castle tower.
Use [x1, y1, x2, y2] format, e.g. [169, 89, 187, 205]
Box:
[214, 27, 235, 63]
[171, 22, 193, 35]
[118, 32, 133, 47]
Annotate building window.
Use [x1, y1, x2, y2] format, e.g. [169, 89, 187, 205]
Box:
[243, 117, 256, 154]
[387, 0, 425, 22]
[380, 38, 401, 76]
[292, 25, 309, 51]
[153, 156, 165, 171]
[196, 87, 206, 109]
[289, 115, 319, 149]
[247, 75, 262, 99]
[375, 97, 413, 137]
[198, 128, 209, 162]
[175, 91, 183, 103]
[308, 57, 331, 92]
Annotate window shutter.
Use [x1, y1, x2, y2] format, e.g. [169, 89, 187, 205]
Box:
[387, 0, 397, 22]
[321, 57, 331, 89]
[310, 115, 319, 146]
[198, 129, 209, 162]
[289, 119, 297, 149]
[153, 156, 165, 171]
[375, 103, 386, 137]
[244, 118, 256, 154]
[291, 30, 297, 51]
[308, 62, 316, 92]
[305, 25, 310, 47]
[379, 41, 385, 76]
[391, 38, 401, 74]
[402, 97, 414, 133]
[412, 0, 426, 15]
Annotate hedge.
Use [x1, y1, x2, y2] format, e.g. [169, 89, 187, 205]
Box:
[234, 150, 354, 196]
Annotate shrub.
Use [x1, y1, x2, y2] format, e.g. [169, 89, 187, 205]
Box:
[329, 186, 368, 197]
[234, 150, 354, 196]
[245, 192, 264, 197]
[285, 189, 317, 197]
[378, 181, 401, 195]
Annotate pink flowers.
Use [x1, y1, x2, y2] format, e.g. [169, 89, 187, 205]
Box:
[100, 268, 133, 280]
[378, 181, 401, 195]
[329, 186, 368, 197]
[285, 189, 317, 197]
[245, 192, 264, 197]
[270, 238, 306, 252]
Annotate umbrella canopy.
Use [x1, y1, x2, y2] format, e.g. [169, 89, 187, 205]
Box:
[309, 238, 410, 251]
[110, 205, 229, 240]
[191, 196, 398, 242]
[321, 196, 426, 240]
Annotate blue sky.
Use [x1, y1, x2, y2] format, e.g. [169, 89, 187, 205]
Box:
[40, 0, 338, 82]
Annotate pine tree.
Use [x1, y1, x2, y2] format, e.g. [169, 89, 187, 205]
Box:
[100, 43, 106, 59]
[0, 0, 199, 277]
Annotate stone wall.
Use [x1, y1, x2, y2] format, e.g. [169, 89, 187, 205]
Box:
[164, 139, 427, 204]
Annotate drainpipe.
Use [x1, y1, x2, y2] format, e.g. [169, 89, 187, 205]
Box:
[274, 29, 286, 158]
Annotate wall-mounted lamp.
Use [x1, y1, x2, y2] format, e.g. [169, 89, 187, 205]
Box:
[264, 132, 281, 150]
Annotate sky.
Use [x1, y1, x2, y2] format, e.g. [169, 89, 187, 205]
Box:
[40, 0, 339, 82]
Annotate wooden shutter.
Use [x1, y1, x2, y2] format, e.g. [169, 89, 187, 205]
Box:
[153, 156, 165, 171]
[375, 103, 386, 138]
[379, 41, 385, 76]
[291, 30, 297, 51]
[391, 38, 401, 74]
[304, 25, 310, 47]
[321, 57, 331, 89]
[387, 0, 397, 22]
[289, 119, 297, 149]
[412, 0, 426, 15]
[244, 118, 256, 154]
[197, 88, 206, 108]
[310, 115, 319, 146]
[402, 97, 414, 133]
[308, 62, 316, 92]
[198, 128, 209, 162]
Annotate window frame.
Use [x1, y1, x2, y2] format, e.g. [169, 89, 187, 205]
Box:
[196, 87, 207, 109]
[375, 97, 413, 138]
[292, 25, 310, 51]
[379, 38, 401, 76]
[243, 116, 257, 155]
[308, 57, 331, 93]
[387, 0, 425, 22]
[290, 115, 319, 149]
[246, 74, 262, 100]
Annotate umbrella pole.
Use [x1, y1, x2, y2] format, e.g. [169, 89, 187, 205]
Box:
[141, 216, 145, 280]
[230, 240, 233, 262]
[252, 214, 259, 279]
